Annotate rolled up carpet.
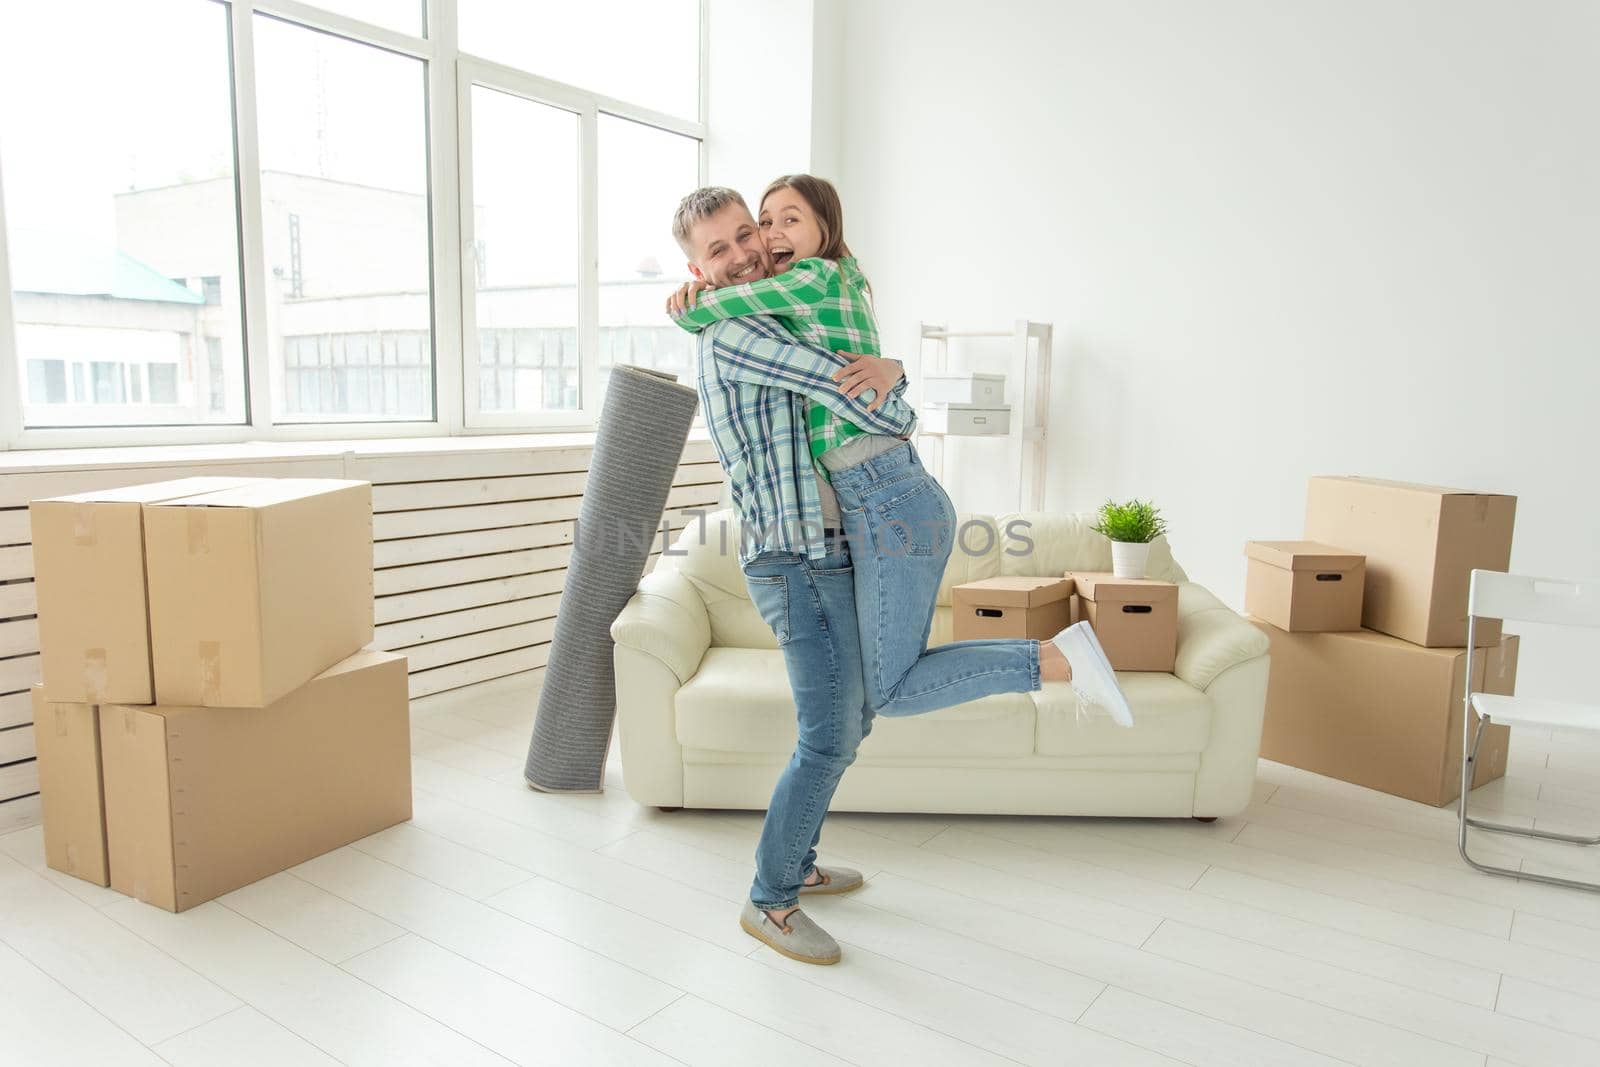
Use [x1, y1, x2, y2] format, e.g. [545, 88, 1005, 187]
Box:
[524, 364, 699, 792]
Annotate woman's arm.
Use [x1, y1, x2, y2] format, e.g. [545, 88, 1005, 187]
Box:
[669, 258, 833, 335]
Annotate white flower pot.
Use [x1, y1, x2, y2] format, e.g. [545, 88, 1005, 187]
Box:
[1110, 540, 1151, 579]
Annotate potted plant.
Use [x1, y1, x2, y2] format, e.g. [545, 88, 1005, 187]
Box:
[1094, 498, 1168, 579]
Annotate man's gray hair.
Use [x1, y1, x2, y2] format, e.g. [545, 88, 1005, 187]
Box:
[671, 186, 748, 254]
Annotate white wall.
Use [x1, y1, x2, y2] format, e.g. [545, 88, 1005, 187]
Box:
[706, 0, 816, 205]
[824, 0, 1600, 696]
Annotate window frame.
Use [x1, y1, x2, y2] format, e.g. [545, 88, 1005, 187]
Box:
[0, 0, 708, 450]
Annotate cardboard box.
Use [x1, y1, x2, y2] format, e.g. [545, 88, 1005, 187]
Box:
[1068, 573, 1178, 672]
[144, 478, 374, 708]
[1251, 621, 1519, 806]
[952, 576, 1073, 640]
[100, 649, 411, 912]
[1244, 540, 1365, 632]
[30, 685, 109, 886]
[29, 477, 262, 704]
[921, 405, 1011, 435]
[1304, 476, 1515, 648]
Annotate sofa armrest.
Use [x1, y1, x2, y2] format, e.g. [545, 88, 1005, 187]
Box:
[610, 568, 712, 684]
[1173, 583, 1271, 692]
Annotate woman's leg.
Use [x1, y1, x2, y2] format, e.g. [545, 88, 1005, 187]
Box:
[836, 460, 1041, 717]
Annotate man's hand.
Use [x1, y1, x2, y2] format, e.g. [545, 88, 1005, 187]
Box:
[833, 352, 904, 412]
[666, 278, 709, 316]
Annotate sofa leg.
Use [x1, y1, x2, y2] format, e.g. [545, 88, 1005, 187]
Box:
[1193, 816, 1217, 823]
[657, 806, 683, 813]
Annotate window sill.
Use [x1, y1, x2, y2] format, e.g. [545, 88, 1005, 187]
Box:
[0, 426, 715, 475]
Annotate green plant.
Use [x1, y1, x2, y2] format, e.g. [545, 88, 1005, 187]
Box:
[1094, 498, 1168, 544]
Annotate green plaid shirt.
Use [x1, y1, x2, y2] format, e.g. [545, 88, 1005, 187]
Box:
[672, 256, 879, 481]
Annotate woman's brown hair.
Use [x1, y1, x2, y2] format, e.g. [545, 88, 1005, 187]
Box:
[760, 174, 853, 260]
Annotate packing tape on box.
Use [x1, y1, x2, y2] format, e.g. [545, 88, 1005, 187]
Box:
[83, 648, 108, 703]
[53, 704, 71, 737]
[198, 641, 223, 704]
[72, 502, 97, 546]
[186, 509, 209, 555]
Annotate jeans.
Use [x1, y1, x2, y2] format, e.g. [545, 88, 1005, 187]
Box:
[744, 540, 869, 910]
[829, 441, 1041, 716]
[743, 443, 1042, 909]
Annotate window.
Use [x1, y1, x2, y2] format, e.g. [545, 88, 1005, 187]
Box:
[465, 85, 581, 420]
[253, 14, 434, 423]
[459, 1, 701, 120]
[0, 0, 247, 429]
[597, 114, 700, 403]
[0, 1, 705, 445]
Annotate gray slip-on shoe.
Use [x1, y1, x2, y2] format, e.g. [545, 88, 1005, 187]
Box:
[739, 901, 841, 965]
[798, 865, 864, 895]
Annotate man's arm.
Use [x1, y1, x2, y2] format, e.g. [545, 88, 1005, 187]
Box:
[670, 259, 831, 335]
[706, 317, 915, 436]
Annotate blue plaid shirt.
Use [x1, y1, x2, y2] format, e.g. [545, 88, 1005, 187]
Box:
[696, 315, 917, 566]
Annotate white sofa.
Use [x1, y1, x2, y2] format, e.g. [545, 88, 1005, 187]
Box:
[611, 508, 1271, 818]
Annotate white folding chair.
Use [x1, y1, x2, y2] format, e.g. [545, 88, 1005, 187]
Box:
[1459, 569, 1600, 892]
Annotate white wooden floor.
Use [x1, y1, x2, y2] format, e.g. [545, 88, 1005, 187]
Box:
[5, 683, 1600, 1067]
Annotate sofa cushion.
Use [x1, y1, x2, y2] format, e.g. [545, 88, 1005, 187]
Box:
[675, 647, 1036, 758]
[995, 512, 1187, 584]
[1033, 672, 1212, 756]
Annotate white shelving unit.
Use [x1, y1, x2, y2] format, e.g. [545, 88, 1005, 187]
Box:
[915, 319, 1053, 512]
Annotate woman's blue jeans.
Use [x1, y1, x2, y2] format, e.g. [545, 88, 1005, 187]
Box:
[743, 441, 1039, 910]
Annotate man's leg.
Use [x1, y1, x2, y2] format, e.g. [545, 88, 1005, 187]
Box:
[743, 546, 867, 926]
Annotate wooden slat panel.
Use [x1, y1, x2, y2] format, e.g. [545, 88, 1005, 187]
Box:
[0, 724, 36, 765]
[373, 481, 720, 541]
[375, 544, 571, 597]
[0, 760, 39, 802]
[408, 643, 551, 700]
[0, 792, 41, 833]
[376, 592, 561, 651]
[0, 509, 29, 546]
[376, 570, 566, 625]
[0, 691, 30, 730]
[673, 461, 727, 485]
[347, 446, 596, 485]
[373, 471, 588, 513]
[0, 582, 37, 620]
[0, 654, 40, 694]
[0, 460, 347, 508]
[0, 618, 38, 658]
[375, 497, 578, 540]
[374, 522, 574, 569]
[404, 618, 558, 673]
[0, 545, 32, 582]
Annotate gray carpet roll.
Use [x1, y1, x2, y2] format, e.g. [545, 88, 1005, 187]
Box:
[525, 364, 699, 792]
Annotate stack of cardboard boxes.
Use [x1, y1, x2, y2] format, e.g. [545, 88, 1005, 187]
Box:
[28, 477, 412, 911]
[1247, 476, 1519, 806]
[951, 572, 1181, 672]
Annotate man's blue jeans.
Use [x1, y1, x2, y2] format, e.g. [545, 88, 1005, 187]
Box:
[743, 442, 1040, 909]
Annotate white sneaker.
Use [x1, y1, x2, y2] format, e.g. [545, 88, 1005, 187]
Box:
[1051, 621, 1134, 727]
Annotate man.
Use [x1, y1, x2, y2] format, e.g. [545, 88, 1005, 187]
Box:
[670, 186, 913, 964]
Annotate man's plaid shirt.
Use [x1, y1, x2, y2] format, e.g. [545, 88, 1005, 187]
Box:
[673, 256, 881, 481]
[695, 314, 916, 566]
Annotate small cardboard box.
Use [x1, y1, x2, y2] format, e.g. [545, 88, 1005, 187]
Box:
[1304, 476, 1515, 648]
[1068, 573, 1178, 672]
[952, 576, 1073, 640]
[29, 477, 262, 704]
[921, 405, 1011, 435]
[30, 685, 109, 886]
[1244, 540, 1365, 632]
[144, 478, 374, 708]
[1250, 621, 1519, 806]
[100, 649, 412, 913]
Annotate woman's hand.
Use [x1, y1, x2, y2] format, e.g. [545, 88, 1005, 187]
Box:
[833, 352, 904, 412]
[665, 278, 708, 316]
